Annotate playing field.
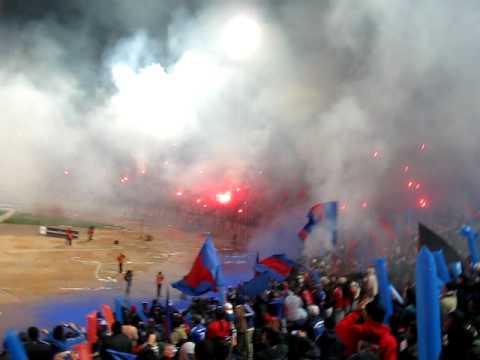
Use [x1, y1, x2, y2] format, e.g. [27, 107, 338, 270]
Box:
[0, 209, 253, 338]
[0, 221, 204, 305]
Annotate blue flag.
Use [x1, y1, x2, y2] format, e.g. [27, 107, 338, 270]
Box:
[298, 202, 338, 246]
[242, 271, 273, 298]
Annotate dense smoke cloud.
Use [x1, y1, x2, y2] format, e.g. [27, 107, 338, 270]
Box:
[0, 0, 479, 255]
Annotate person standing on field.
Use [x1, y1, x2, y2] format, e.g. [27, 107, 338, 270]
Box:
[117, 253, 126, 273]
[156, 271, 165, 299]
[66, 227, 73, 246]
[87, 226, 95, 241]
[124, 270, 133, 296]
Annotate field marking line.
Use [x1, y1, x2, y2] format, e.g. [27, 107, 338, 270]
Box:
[0, 208, 15, 223]
[5, 247, 123, 253]
[70, 257, 117, 283]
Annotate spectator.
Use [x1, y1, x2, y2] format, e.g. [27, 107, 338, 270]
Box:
[138, 332, 163, 360]
[442, 310, 474, 360]
[207, 308, 231, 340]
[365, 268, 378, 300]
[440, 283, 458, 318]
[178, 339, 195, 360]
[190, 315, 207, 344]
[256, 327, 288, 360]
[235, 304, 254, 360]
[170, 314, 188, 346]
[316, 316, 346, 360]
[285, 291, 307, 325]
[24, 326, 53, 360]
[47, 323, 85, 354]
[336, 300, 397, 360]
[101, 321, 132, 358]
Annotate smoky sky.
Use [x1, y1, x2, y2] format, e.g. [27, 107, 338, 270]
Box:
[1, 0, 480, 240]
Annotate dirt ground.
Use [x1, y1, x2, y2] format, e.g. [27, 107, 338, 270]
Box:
[0, 222, 204, 304]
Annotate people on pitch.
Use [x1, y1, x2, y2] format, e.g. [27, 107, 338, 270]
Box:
[124, 270, 133, 296]
[65, 227, 73, 246]
[87, 226, 95, 241]
[117, 253, 126, 273]
[156, 271, 165, 299]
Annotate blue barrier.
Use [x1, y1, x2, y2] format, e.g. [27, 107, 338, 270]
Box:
[4, 330, 28, 360]
[137, 303, 148, 322]
[433, 250, 451, 283]
[460, 225, 480, 264]
[374, 258, 393, 323]
[107, 349, 138, 360]
[416, 247, 441, 360]
[114, 297, 124, 323]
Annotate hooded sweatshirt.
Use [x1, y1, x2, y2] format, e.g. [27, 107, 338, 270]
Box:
[335, 310, 397, 360]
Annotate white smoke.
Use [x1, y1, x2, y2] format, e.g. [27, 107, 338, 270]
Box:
[0, 0, 479, 256]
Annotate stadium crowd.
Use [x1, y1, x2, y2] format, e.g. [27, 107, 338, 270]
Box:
[1, 254, 480, 360]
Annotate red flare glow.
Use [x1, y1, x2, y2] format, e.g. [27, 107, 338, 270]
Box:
[418, 198, 428, 208]
[176, 191, 183, 197]
[237, 208, 244, 214]
[216, 191, 232, 204]
[362, 201, 368, 209]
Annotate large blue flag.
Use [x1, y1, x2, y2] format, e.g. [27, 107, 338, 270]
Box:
[172, 236, 225, 296]
[298, 201, 338, 246]
[241, 271, 273, 298]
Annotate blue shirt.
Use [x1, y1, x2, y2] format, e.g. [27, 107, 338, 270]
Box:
[190, 324, 207, 344]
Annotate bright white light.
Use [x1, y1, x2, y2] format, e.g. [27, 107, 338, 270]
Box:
[111, 64, 136, 89]
[216, 191, 232, 204]
[221, 14, 261, 60]
[171, 50, 225, 95]
[109, 50, 225, 139]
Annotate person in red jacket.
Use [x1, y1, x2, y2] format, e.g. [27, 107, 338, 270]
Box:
[207, 307, 232, 340]
[65, 227, 73, 246]
[335, 299, 397, 360]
